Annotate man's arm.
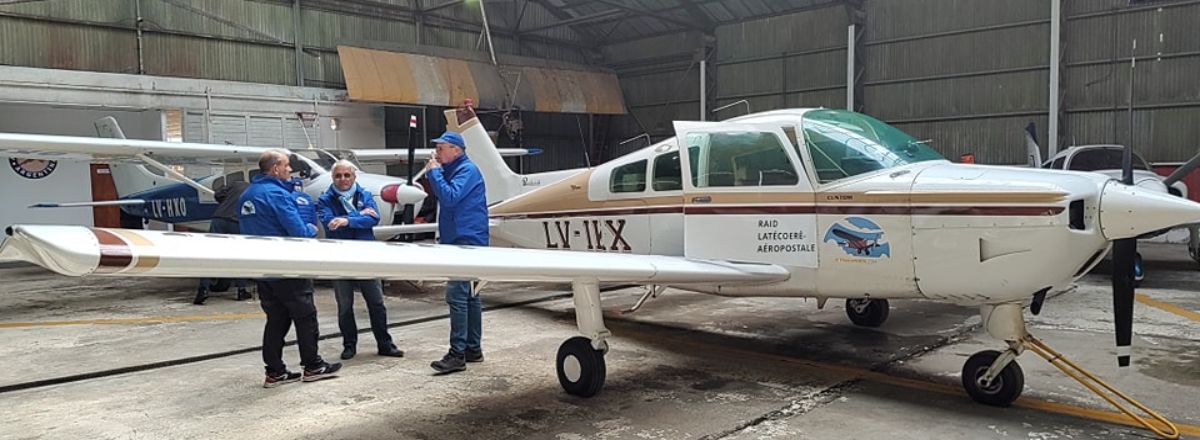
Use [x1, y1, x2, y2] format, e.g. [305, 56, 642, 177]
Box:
[316, 193, 337, 232]
[271, 191, 317, 238]
[428, 165, 477, 207]
[345, 190, 380, 229]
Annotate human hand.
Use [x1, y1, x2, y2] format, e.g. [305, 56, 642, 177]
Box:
[360, 207, 378, 218]
[425, 158, 441, 171]
[328, 217, 349, 230]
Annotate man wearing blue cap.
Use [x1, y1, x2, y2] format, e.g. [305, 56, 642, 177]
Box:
[425, 131, 488, 374]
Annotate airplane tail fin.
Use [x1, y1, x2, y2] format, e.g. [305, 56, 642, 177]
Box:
[1024, 122, 1043, 167]
[443, 107, 524, 204]
[94, 117, 163, 199]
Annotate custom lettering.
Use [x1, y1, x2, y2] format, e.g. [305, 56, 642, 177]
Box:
[605, 219, 631, 252]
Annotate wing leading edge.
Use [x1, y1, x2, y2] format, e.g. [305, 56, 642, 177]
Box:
[0, 225, 790, 285]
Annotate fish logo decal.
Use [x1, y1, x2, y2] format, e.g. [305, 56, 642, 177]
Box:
[824, 216, 890, 258]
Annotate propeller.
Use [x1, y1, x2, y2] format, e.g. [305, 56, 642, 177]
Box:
[1161, 149, 1200, 188]
[1111, 143, 1136, 368]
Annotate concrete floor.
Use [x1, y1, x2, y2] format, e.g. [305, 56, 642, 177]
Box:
[0, 243, 1197, 440]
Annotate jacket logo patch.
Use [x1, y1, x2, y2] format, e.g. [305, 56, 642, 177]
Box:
[241, 201, 256, 216]
[296, 197, 309, 205]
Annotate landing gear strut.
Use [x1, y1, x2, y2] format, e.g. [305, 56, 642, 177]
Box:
[846, 298, 889, 327]
[556, 280, 610, 397]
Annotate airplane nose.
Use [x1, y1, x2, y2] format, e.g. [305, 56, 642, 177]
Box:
[380, 183, 427, 205]
[1098, 180, 1200, 240]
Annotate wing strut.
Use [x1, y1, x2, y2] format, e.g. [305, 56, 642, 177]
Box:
[136, 153, 214, 196]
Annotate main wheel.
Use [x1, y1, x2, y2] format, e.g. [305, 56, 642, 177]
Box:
[962, 350, 1024, 407]
[556, 336, 606, 397]
[845, 298, 889, 327]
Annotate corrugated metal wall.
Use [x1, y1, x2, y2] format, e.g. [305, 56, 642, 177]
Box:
[861, 0, 1049, 164]
[0, 0, 592, 88]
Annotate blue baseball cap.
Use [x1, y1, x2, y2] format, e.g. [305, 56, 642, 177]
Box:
[430, 131, 466, 150]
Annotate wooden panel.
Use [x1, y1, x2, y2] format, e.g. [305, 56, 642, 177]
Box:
[90, 164, 120, 228]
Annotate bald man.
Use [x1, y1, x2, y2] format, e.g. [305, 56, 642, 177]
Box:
[238, 149, 341, 388]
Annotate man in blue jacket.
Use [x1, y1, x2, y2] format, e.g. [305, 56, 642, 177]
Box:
[239, 150, 341, 388]
[425, 131, 488, 375]
[317, 160, 404, 360]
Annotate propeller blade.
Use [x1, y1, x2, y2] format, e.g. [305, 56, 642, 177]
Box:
[1024, 122, 1043, 167]
[1162, 149, 1200, 187]
[1111, 238, 1136, 367]
[1112, 142, 1136, 367]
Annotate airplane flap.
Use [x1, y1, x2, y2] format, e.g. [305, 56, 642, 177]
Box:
[2, 225, 791, 285]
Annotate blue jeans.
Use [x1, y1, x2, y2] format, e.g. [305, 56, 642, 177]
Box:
[333, 279, 394, 350]
[446, 281, 482, 354]
[200, 218, 246, 290]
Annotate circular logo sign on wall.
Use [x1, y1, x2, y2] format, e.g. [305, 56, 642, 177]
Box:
[8, 158, 58, 179]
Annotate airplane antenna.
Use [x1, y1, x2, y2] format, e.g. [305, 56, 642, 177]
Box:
[711, 100, 751, 120]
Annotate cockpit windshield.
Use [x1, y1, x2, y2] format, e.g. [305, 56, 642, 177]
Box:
[289, 151, 328, 179]
[801, 109, 944, 184]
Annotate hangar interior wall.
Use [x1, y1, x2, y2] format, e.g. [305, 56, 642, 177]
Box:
[608, 0, 1200, 166]
[0, 104, 161, 229]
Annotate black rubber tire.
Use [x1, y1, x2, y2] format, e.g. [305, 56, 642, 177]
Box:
[962, 350, 1025, 407]
[845, 298, 890, 327]
[210, 279, 231, 293]
[556, 336, 606, 397]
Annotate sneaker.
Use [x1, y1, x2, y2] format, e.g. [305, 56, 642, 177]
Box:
[303, 362, 342, 382]
[340, 346, 356, 360]
[465, 349, 484, 363]
[263, 371, 302, 388]
[235, 288, 252, 301]
[430, 351, 467, 374]
[192, 287, 210, 305]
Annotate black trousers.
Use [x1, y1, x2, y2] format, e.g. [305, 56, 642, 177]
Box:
[258, 279, 323, 374]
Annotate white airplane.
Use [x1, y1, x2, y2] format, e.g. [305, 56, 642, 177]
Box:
[0, 117, 534, 240]
[1024, 123, 1200, 278]
[3, 107, 1197, 434]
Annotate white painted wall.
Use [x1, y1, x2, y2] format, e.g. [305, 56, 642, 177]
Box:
[0, 104, 162, 229]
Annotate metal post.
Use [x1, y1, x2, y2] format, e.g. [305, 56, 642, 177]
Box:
[134, 0, 144, 75]
[846, 24, 855, 110]
[699, 57, 706, 121]
[1048, 0, 1061, 156]
[293, 0, 304, 87]
[478, 0, 499, 67]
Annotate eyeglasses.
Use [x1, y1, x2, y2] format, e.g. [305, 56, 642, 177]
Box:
[333, 173, 354, 179]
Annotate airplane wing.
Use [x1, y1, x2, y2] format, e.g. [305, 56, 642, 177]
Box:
[349, 148, 540, 165]
[0, 132, 269, 165]
[0, 225, 789, 285]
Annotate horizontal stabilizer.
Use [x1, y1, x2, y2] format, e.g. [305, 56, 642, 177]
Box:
[29, 200, 145, 208]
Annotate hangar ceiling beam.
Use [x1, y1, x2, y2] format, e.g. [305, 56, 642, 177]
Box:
[591, 0, 709, 33]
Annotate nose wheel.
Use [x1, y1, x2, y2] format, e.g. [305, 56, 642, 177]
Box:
[845, 298, 890, 327]
[556, 336, 607, 397]
[962, 349, 1025, 407]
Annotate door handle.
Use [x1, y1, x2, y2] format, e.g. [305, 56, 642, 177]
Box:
[691, 195, 712, 203]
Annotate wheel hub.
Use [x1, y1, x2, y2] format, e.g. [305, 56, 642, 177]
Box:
[850, 299, 870, 314]
[563, 355, 582, 382]
[974, 367, 1002, 394]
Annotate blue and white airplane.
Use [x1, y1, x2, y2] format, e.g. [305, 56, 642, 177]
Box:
[0, 116, 537, 239]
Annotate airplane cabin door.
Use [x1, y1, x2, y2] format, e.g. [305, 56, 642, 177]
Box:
[674, 121, 818, 267]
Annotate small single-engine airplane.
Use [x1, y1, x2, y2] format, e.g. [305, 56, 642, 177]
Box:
[0, 116, 538, 239]
[1024, 123, 1200, 279]
[2, 105, 1196, 436]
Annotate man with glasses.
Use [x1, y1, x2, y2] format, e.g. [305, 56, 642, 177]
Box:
[317, 160, 405, 360]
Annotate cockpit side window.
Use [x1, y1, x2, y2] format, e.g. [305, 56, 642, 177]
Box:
[651, 151, 682, 191]
[610, 159, 647, 193]
[686, 131, 798, 188]
[1068, 149, 1150, 172]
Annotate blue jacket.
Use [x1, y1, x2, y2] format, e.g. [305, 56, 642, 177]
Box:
[237, 175, 317, 238]
[317, 183, 379, 241]
[428, 155, 488, 245]
[291, 179, 318, 229]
